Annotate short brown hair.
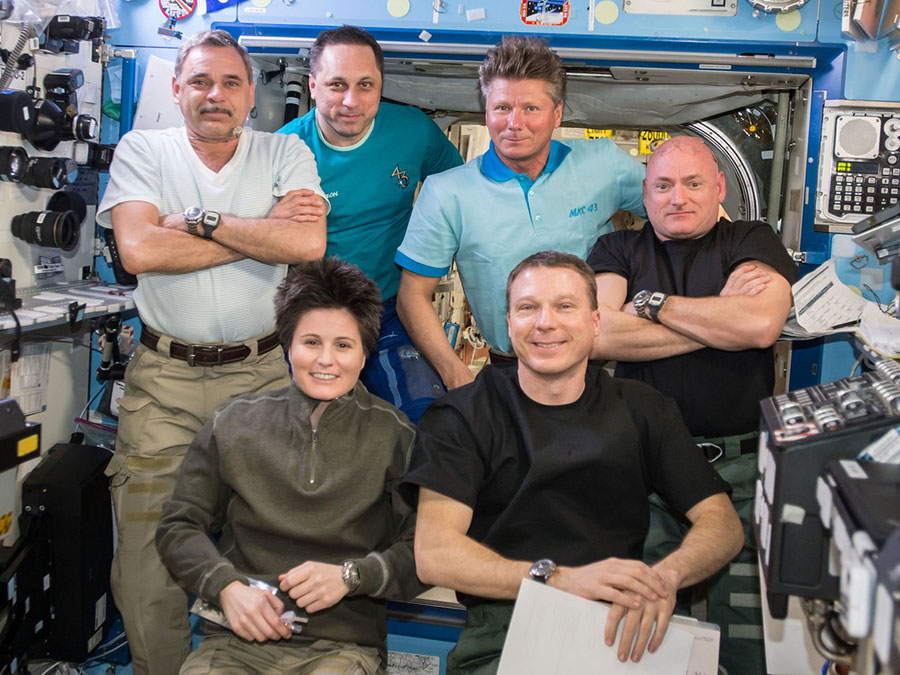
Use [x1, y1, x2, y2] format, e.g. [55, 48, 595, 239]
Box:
[175, 30, 253, 83]
[478, 35, 566, 106]
[310, 25, 384, 78]
[506, 251, 598, 311]
[274, 257, 383, 355]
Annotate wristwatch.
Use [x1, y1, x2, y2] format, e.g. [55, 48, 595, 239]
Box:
[201, 210, 221, 240]
[647, 292, 669, 323]
[632, 290, 652, 320]
[341, 560, 361, 595]
[183, 207, 221, 239]
[529, 558, 557, 584]
[183, 206, 204, 237]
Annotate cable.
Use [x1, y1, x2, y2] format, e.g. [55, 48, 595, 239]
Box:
[78, 638, 129, 668]
[850, 352, 865, 377]
[35, 661, 64, 675]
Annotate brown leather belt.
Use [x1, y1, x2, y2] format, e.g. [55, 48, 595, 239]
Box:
[140, 325, 281, 367]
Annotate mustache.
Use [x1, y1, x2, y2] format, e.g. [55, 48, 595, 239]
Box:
[199, 106, 232, 116]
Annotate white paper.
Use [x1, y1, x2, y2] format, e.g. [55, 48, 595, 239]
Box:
[466, 7, 485, 20]
[10, 342, 51, 415]
[791, 259, 868, 334]
[497, 579, 700, 675]
[856, 301, 900, 355]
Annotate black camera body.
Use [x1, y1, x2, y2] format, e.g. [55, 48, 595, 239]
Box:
[43, 68, 84, 110]
[27, 98, 97, 151]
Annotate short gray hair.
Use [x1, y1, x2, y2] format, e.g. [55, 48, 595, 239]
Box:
[175, 30, 252, 83]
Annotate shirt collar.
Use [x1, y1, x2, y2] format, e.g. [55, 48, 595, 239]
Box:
[479, 140, 571, 183]
[315, 107, 378, 151]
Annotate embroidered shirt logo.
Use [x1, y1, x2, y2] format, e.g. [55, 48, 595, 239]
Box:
[392, 165, 409, 189]
[569, 202, 598, 218]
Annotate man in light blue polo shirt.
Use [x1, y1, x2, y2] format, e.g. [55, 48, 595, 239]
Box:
[278, 25, 463, 421]
[395, 35, 646, 390]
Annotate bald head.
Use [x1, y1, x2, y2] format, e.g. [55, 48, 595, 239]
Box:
[642, 136, 726, 241]
[646, 136, 719, 174]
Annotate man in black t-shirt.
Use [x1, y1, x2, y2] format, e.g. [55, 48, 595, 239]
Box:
[588, 136, 797, 675]
[401, 251, 742, 675]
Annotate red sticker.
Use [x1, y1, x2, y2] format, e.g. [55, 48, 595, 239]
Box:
[521, 0, 570, 26]
[160, 0, 196, 20]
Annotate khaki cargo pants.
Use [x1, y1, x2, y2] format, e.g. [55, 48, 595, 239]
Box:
[180, 635, 382, 674]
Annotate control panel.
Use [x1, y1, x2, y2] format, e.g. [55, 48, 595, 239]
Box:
[769, 360, 900, 442]
[755, 360, 900, 618]
[817, 101, 900, 229]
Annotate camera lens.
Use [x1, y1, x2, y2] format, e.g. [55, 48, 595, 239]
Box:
[283, 80, 303, 125]
[47, 190, 87, 224]
[24, 157, 78, 190]
[0, 90, 36, 135]
[0, 146, 27, 183]
[71, 113, 98, 142]
[11, 210, 80, 251]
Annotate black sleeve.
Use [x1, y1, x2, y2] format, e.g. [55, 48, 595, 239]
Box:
[587, 230, 632, 277]
[399, 401, 487, 511]
[634, 387, 732, 515]
[729, 220, 799, 285]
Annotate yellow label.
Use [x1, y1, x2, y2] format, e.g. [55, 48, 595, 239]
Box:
[0, 512, 11, 536]
[585, 129, 613, 139]
[17, 433, 38, 457]
[639, 130, 670, 154]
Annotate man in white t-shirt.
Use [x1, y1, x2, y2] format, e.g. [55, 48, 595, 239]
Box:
[95, 29, 327, 675]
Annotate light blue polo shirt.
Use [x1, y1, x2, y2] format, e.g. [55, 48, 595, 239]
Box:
[395, 138, 646, 352]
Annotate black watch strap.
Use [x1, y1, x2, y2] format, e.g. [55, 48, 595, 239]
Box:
[647, 292, 669, 323]
[201, 210, 221, 240]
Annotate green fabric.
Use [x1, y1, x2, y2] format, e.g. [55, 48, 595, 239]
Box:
[446, 603, 514, 675]
[643, 444, 766, 675]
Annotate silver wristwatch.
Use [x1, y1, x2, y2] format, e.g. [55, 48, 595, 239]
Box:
[183, 206, 204, 237]
[632, 290, 652, 320]
[529, 558, 557, 584]
[341, 560, 361, 594]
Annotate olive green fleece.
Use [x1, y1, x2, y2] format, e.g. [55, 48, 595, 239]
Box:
[156, 381, 421, 650]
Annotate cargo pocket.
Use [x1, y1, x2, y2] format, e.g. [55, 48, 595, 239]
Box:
[109, 395, 183, 555]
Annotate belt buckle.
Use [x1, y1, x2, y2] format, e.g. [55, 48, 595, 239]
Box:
[186, 344, 225, 367]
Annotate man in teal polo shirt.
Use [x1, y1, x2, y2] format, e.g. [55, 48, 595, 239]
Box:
[278, 25, 463, 421]
[395, 35, 645, 389]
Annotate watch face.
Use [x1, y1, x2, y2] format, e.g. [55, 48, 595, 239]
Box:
[530, 558, 556, 581]
[184, 206, 203, 222]
[159, 0, 196, 19]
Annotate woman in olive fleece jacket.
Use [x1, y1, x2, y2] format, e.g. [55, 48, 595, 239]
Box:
[155, 380, 420, 656]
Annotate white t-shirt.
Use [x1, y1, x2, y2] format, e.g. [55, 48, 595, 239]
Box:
[97, 127, 325, 343]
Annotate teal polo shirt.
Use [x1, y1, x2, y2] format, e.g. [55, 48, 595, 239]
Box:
[396, 138, 647, 352]
[278, 102, 462, 299]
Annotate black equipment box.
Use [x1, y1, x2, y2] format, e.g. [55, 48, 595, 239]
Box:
[755, 369, 900, 618]
[20, 443, 114, 663]
[818, 460, 900, 638]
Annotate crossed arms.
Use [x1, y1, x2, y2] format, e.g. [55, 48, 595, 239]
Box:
[592, 261, 792, 362]
[111, 189, 327, 275]
[414, 487, 742, 663]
